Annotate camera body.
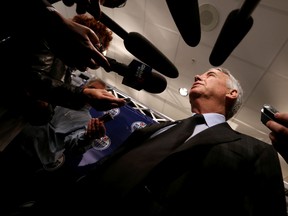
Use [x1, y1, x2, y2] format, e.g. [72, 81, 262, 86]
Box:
[261, 104, 279, 125]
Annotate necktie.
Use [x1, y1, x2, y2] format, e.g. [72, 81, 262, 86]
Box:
[99, 114, 206, 193]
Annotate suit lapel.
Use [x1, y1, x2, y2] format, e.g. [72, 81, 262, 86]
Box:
[143, 122, 243, 193]
[172, 122, 241, 154]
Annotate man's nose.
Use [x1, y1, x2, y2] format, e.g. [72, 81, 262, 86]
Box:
[194, 75, 201, 82]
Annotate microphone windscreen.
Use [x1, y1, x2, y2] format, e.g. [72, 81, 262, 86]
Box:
[166, 0, 201, 47]
[143, 72, 167, 94]
[124, 32, 179, 79]
[209, 9, 253, 66]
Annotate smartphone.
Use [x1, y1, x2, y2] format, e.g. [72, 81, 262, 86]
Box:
[261, 104, 279, 125]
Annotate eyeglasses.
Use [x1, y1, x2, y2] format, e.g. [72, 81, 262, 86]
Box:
[103, 0, 127, 8]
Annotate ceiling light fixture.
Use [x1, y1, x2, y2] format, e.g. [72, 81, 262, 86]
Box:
[199, 4, 219, 32]
[179, 88, 188, 97]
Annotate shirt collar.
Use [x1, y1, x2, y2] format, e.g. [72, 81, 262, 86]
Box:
[192, 113, 225, 127]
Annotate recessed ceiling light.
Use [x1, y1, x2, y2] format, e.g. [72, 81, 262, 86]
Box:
[179, 88, 188, 96]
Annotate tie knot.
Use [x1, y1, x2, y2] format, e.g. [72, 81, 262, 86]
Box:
[191, 113, 205, 124]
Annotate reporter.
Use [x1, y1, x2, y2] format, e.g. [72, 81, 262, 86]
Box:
[266, 112, 288, 163]
[26, 78, 109, 172]
[0, 12, 125, 150]
[1, 12, 123, 115]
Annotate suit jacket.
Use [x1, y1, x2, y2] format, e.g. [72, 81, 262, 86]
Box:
[70, 121, 287, 216]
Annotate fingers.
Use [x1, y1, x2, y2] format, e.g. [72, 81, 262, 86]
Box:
[267, 120, 288, 135]
[274, 112, 288, 127]
[72, 43, 108, 71]
[84, 88, 126, 110]
[269, 132, 276, 143]
[87, 31, 110, 70]
[86, 118, 106, 139]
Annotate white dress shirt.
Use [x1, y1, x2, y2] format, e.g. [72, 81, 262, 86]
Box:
[150, 113, 226, 141]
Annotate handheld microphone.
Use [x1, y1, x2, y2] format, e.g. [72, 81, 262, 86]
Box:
[166, 0, 201, 47]
[104, 57, 167, 94]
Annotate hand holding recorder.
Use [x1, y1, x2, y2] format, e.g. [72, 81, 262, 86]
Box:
[261, 104, 288, 163]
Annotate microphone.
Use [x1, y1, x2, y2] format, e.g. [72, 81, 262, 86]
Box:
[209, 0, 261, 66]
[98, 112, 114, 123]
[123, 32, 178, 79]
[166, 0, 201, 47]
[90, 11, 179, 79]
[104, 57, 167, 94]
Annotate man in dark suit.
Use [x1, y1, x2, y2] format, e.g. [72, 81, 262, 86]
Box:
[52, 67, 287, 215]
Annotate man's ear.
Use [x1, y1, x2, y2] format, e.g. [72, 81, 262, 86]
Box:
[226, 89, 238, 100]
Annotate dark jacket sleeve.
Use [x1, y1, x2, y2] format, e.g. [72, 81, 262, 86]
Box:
[0, 0, 54, 40]
[26, 70, 86, 109]
[23, 45, 87, 109]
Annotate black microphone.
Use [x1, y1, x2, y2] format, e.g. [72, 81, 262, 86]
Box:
[123, 32, 178, 79]
[166, 0, 201, 47]
[93, 12, 179, 79]
[104, 57, 167, 94]
[209, 0, 261, 66]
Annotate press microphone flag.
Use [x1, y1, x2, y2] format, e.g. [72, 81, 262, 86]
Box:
[104, 57, 167, 94]
[209, 0, 261, 66]
[93, 11, 179, 79]
[166, 0, 201, 47]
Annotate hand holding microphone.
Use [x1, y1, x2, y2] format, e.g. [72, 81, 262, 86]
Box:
[92, 12, 179, 79]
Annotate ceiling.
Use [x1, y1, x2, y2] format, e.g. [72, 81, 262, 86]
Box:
[54, 0, 288, 179]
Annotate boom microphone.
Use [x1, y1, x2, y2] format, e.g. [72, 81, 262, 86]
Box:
[123, 32, 178, 79]
[104, 57, 167, 94]
[166, 0, 201, 47]
[209, 0, 261, 66]
[89, 11, 179, 79]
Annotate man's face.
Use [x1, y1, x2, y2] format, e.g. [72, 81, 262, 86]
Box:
[189, 68, 230, 102]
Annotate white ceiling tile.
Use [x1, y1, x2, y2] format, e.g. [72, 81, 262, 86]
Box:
[113, 12, 145, 34]
[234, 106, 271, 138]
[174, 41, 214, 77]
[53, 1, 76, 18]
[260, 0, 288, 13]
[144, 22, 180, 63]
[268, 40, 288, 79]
[244, 72, 288, 116]
[146, 0, 178, 32]
[228, 5, 288, 68]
